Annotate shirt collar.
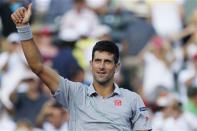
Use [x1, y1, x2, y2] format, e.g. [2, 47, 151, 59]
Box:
[87, 83, 121, 97]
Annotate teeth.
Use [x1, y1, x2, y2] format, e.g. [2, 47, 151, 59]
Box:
[98, 72, 105, 74]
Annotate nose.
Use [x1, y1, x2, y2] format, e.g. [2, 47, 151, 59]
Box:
[98, 61, 105, 69]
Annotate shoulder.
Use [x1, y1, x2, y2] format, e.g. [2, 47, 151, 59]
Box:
[119, 88, 146, 110]
[61, 77, 85, 86]
[59, 76, 88, 92]
[119, 88, 141, 100]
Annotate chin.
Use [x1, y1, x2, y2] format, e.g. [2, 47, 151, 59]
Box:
[96, 78, 110, 85]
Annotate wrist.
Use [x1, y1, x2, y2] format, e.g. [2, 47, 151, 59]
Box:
[16, 24, 33, 41]
[16, 22, 30, 27]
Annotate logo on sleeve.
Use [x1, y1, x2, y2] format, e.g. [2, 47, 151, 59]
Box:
[114, 99, 122, 107]
[139, 107, 149, 111]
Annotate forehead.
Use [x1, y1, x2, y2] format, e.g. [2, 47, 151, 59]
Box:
[93, 51, 114, 60]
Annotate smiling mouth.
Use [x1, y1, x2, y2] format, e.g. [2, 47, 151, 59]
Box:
[96, 72, 107, 78]
[97, 72, 106, 75]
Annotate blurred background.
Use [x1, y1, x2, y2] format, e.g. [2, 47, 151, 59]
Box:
[0, 0, 197, 130]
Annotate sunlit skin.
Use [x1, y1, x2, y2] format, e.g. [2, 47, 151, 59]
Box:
[90, 51, 119, 96]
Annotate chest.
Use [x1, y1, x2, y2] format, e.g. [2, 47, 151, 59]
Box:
[69, 95, 133, 125]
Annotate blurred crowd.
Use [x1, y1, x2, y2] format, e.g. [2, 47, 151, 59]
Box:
[0, 0, 197, 131]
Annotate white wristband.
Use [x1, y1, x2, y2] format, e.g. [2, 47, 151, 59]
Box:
[16, 24, 33, 41]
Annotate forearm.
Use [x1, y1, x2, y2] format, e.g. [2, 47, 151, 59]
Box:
[11, 4, 60, 94]
[21, 38, 44, 74]
[20, 34, 60, 93]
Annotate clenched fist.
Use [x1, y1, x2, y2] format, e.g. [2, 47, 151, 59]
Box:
[11, 3, 32, 27]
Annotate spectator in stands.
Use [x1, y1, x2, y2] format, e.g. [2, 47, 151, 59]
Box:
[10, 72, 49, 125]
[36, 100, 69, 131]
[152, 93, 175, 131]
[45, 0, 73, 24]
[184, 87, 197, 117]
[178, 52, 197, 102]
[95, 0, 134, 43]
[52, 40, 80, 80]
[0, 33, 32, 109]
[142, 36, 175, 103]
[59, 0, 99, 39]
[120, 14, 156, 92]
[161, 94, 197, 131]
[0, 100, 16, 131]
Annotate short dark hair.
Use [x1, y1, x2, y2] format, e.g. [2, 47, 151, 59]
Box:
[92, 40, 119, 64]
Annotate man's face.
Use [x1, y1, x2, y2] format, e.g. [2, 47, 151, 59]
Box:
[91, 51, 119, 85]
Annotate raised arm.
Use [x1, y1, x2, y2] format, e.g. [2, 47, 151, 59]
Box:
[11, 4, 59, 93]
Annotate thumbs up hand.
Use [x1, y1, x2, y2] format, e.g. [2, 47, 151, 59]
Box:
[11, 3, 32, 27]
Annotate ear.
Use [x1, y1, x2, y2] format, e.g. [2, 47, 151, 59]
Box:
[115, 63, 120, 73]
[89, 60, 93, 71]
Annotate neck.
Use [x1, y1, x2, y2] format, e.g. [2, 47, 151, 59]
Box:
[93, 81, 115, 97]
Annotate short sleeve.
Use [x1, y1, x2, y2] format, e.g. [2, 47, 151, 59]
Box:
[53, 76, 84, 109]
[131, 94, 152, 130]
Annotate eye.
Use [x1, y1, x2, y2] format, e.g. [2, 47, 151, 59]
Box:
[104, 60, 113, 65]
[94, 59, 101, 64]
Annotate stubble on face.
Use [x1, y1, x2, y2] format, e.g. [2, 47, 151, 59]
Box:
[94, 73, 113, 85]
[91, 51, 117, 86]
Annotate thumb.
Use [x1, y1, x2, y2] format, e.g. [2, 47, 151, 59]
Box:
[27, 3, 32, 16]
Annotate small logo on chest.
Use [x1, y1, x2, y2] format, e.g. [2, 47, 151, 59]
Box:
[114, 99, 122, 107]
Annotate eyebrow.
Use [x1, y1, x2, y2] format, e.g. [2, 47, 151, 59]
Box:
[94, 58, 114, 63]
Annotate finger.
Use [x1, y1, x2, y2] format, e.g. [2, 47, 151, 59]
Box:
[11, 13, 20, 24]
[11, 14, 17, 24]
[13, 13, 20, 23]
[14, 11, 23, 23]
[18, 7, 26, 18]
[18, 8, 26, 22]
